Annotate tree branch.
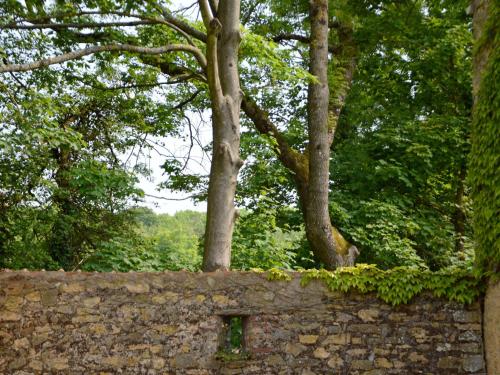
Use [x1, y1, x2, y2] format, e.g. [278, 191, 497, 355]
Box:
[173, 89, 202, 110]
[272, 33, 310, 44]
[208, 0, 219, 15]
[0, 43, 207, 73]
[144, 193, 198, 201]
[199, 0, 223, 107]
[93, 74, 196, 90]
[199, 0, 215, 25]
[14, 10, 207, 43]
[241, 95, 309, 184]
[272, 33, 342, 54]
[0, 20, 156, 30]
[157, 6, 208, 43]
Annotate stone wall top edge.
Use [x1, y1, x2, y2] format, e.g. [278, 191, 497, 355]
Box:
[0, 269, 299, 286]
[0, 269, 481, 309]
[0, 269, 298, 280]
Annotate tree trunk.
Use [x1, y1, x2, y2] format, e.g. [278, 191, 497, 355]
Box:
[201, 0, 243, 271]
[49, 139, 75, 269]
[241, 4, 360, 268]
[305, 0, 342, 267]
[241, 93, 357, 269]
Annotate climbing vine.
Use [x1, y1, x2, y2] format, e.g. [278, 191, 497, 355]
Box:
[266, 264, 483, 305]
[266, 267, 292, 281]
[470, 0, 500, 279]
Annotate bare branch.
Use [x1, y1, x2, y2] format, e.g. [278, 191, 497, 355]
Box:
[158, 6, 207, 43]
[14, 10, 207, 43]
[173, 2, 198, 14]
[144, 193, 198, 201]
[173, 89, 201, 110]
[0, 20, 156, 30]
[0, 43, 207, 73]
[93, 74, 197, 90]
[181, 114, 195, 172]
[272, 33, 310, 44]
[272, 33, 342, 54]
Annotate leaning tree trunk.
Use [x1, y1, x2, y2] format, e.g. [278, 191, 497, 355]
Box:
[301, 0, 358, 268]
[241, 2, 359, 269]
[200, 0, 243, 271]
[305, 0, 342, 267]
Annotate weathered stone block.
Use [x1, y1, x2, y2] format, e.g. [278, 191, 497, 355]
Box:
[83, 296, 101, 308]
[462, 355, 484, 372]
[125, 283, 150, 293]
[0, 311, 21, 321]
[299, 335, 319, 344]
[327, 354, 344, 368]
[437, 356, 462, 369]
[313, 347, 329, 359]
[374, 357, 392, 368]
[322, 333, 350, 345]
[357, 308, 380, 322]
[408, 352, 429, 363]
[351, 359, 374, 370]
[285, 342, 307, 357]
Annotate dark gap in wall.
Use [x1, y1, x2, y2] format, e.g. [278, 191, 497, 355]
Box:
[217, 315, 250, 361]
[224, 315, 244, 351]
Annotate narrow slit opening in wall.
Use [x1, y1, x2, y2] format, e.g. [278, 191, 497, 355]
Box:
[222, 315, 247, 354]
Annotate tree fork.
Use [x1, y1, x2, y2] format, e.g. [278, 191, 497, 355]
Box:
[201, 0, 242, 272]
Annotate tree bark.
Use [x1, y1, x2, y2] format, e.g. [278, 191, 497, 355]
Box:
[200, 0, 243, 271]
[305, 0, 341, 267]
[241, 4, 358, 269]
[49, 115, 78, 269]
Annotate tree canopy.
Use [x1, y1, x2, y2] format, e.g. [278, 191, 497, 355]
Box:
[0, 0, 495, 275]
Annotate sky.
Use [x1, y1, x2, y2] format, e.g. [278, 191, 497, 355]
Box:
[136, 132, 209, 214]
[133, 1, 207, 215]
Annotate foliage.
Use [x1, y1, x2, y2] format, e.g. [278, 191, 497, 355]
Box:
[266, 267, 292, 281]
[80, 232, 162, 272]
[231, 206, 308, 270]
[0, 207, 60, 270]
[79, 209, 205, 272]
[328, 0, 473, 269]
[469, 0, 500, 278]
[300, 264, 484, 305]
[134, 208, 205, 271]
[240, 29, 315, 84]
[329, 198, 425, 268]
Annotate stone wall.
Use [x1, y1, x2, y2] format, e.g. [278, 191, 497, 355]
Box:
[0, 271, 486, 374]
[484, 280, 499, 374]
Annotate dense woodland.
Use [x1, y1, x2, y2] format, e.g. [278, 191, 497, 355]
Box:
[0, 0, 497, 274]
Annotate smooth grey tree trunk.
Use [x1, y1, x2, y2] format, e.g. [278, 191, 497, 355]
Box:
[305, 0, 350, 267]
[200, 0, 243, 271]
[241, 2, 359, 269]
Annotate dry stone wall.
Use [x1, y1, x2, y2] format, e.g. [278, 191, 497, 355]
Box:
[0, 271, 486, 374]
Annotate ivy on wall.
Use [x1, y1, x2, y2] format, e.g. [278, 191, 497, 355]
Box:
[470, 0, 500, 279]
[267, 264, 483, 306]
